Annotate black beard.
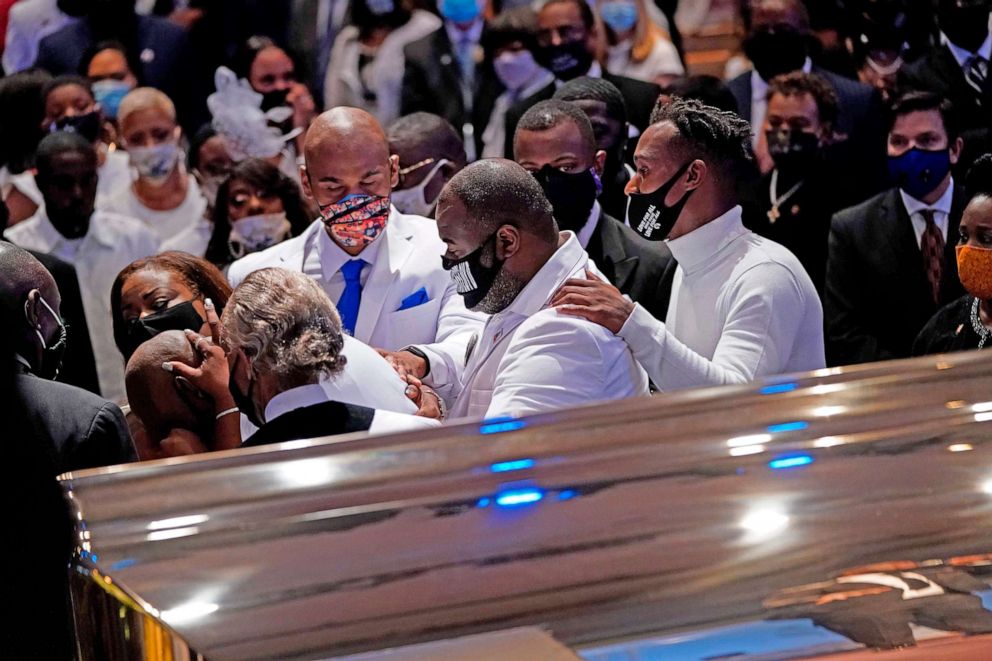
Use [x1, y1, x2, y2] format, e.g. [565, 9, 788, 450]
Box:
[473, 268, 527, 315]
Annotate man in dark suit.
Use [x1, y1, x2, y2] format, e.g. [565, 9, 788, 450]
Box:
[225, 268, 435, 448]
[36, 0, 196, 129]
[898, 0, 991, 174]
[0, 241, 135, 474]
[502, 0, 661, 158]
[727, 0, 888, 203]
[400, 3, 501, 161]
[825, 92, 966, 366]
[514, 100, 675, 321]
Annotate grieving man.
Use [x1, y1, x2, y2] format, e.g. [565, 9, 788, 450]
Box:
[553, 98, 825, 390]
[438, 159, 649, 419]
[514, 99, 675, 321]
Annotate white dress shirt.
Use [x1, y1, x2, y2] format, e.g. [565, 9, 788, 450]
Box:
[481, 68, 555, 158]
[161, 215, 212, 257]
[102, 177, 206, 242]
[263, 382, 439, 437]
[5, 208, 160, 400]
[576, 200, 602, 249]
[618, 205, 824, 391]
[304, 219, 386, 303]
[899, 177, 955, 248]
[449, 231, 649, 420]
[750, 58, 813, 148]
[2, 0, 74, 74]
[942, 31, 992, 71]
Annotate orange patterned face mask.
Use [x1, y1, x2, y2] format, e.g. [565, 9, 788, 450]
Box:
[956, 244, 992, 300]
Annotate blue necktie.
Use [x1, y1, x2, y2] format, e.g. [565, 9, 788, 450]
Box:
[336, 259, 365, 335]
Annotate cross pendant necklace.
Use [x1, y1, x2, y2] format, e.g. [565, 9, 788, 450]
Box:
[768, 169, 804, 224]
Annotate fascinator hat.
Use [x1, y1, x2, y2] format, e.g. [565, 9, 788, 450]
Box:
[207, 66, 302, 161]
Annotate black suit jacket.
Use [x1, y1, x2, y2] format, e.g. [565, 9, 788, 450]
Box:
[825, 186, 966, 366]
[242, 400, 376, 448]
[29, 251, 100, 396]
[728, 66, 888, 203]
[14, 369, 136, 475]
[502, 71, 661, 157]
[899, 43, 992, 173]
[586, 209, 676, 322]
[401, 27, 502, 158]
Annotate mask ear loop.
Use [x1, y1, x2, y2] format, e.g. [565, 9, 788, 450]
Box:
[24, 296, 53, 350]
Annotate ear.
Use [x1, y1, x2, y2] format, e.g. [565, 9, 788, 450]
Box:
[300, 164, 314, 200]
[593, 149, 607, 177]
[388, 154, 401, 189]
[172, 125, 182, 143]
[494, 224, 522, 261]
[950, 136, 964, 165]
[174, 376, 207, 400]
[23, 289, 42, 328]
[684, 159, 708, 192]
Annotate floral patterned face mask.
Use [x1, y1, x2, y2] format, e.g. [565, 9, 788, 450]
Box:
[317, 193, 391, 248]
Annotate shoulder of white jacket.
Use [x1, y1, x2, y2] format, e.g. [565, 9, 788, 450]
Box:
[514, 307, 618, 346]
[391, 210, 443, 244]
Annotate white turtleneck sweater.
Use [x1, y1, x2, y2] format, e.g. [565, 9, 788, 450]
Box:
[618, 205, 825, 391]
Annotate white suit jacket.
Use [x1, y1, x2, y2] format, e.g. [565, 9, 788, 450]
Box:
[228, 209, 483, 400]
[449, 232, 650, 421]
[3, 0, 74, 74]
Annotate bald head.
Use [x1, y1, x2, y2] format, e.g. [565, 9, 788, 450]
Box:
[125, 330, 205, 442]
[302, 107, 399, 214]
[0, 242, 58, 311]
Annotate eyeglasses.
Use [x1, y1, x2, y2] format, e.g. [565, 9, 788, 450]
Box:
[398, 158, 450, 187]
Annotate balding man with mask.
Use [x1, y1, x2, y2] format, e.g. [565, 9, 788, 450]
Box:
[553, 99, 824, 390]
[387, 112, 467, 218]
[0, 241, 135, 473]
[229, 107, 482, 405]
[438, 159, 648, 420]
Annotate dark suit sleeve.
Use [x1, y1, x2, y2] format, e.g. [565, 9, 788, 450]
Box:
[74, 402, 138, 470]
[824, 211, 891, 366]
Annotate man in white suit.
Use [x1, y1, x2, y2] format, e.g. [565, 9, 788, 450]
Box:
[228, 107, 482, 404]
[437, 159, 649, 420]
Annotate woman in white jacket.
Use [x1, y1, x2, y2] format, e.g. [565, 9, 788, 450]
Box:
[323, 0, 441, 126]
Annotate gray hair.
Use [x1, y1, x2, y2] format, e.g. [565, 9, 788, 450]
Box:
[221, 268, 346, 390]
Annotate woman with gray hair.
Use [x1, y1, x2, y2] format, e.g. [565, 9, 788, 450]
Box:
[222, 268, 438, 447]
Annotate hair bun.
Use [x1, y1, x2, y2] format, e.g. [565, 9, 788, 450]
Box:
[966, 154, 992, 200]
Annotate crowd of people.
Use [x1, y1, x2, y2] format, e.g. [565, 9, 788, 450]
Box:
[1, 0, 992, 504]
[4, 0, 992, 655]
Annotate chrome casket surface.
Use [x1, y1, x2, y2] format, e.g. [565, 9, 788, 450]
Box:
[63, 351, 992, 659]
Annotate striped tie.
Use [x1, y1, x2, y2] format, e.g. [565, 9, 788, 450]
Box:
[920, 209, 944, 305]
[965, 55, 988, 104]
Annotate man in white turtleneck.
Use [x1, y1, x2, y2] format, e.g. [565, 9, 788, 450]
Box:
[552, 98, 825, 390]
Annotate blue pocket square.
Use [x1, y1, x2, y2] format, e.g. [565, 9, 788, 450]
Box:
[397, 287, 430, 311]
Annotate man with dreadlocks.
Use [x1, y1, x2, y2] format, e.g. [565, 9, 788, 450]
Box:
[552, 98, 825, 390]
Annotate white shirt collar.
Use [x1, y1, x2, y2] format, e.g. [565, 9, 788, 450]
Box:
[576, 199, 601, 249]
[30, 207, 116, 252]
[264, 383, 329, 424]
[942, 31, 992, 68]
[445, 17, 484, 46]
[666, 205, 747, 275]
[554, 62, 602, 89]
[899, 176, 956, 218]
[500, 231, 589, 318]
[751, 57, 813, 100]
[315, 207, 391, 282]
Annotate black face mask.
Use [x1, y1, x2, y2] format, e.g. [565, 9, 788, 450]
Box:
[229, 352, 264, 428]
[939, 0, 992, 52]
[52, 111, 102, 143]
[628, 161, 695, 242]
[766, 128, 820, 173]
[442, 232, 503, 310]
[50, 208, 92, 240]
[743, 25, 808, 81]
[533, 165, 602, 233]
[260, 88, 290, 111]
[28, 295, 68, 380]
[537, 40, 594, 80]
[122, 300, 205, 361]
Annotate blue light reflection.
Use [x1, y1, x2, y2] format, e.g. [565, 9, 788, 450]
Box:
[760, 382, 798, 395]
[769, 454, 815, 470]
[767, 421, 809, 434]
[490, 458, 535, 473]
[495, 488, 545, 507]
[480, 417, 527, 434]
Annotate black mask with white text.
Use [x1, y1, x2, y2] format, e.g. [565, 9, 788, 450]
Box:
[627, 161, 695, 241]
[766, 128, 820, 173]
[441, 232, 503, 310]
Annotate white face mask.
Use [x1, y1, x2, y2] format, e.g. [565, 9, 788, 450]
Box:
[494, 50, 541, 91]
[228, 211, 291, 258]
[391, 158, 450, 217]
[129, 142, 181, 186]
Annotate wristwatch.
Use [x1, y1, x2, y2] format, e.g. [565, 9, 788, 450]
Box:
[401, 345, 431, 378]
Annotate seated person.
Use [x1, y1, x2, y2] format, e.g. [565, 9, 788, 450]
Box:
[387, 112, 467, 218]
[437, 159, 649, 420]
[221, 268, 439, 447]
[125, 330, 240, 460]
[202, 158, 312, 273]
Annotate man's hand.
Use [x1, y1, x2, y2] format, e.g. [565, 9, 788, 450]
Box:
[377, 349, 428, 379]
[287, 82, 316, 130]
[550, 270, 635, 334]
[403, 375, 444, 420]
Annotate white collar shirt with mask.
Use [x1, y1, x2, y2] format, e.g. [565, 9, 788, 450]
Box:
[899, 176, 955, 248]
[5, 207, 160, 400]
[449, 231, 648, 421]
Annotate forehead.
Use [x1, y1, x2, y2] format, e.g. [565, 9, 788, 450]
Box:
[963, 196, 992, 227]
[252, 47, 293, 72]
[47, 84, 93, 108]
[767, 92, 820, 119]
[122, 266, 179, 295]
[635, 122, 678, 159]
[198, 135, 232, 161]
[539, 1, 583, 27]
[306, 132, 389, 177]
[891, 109, 947, 136]
[751, 1, 802, 27]
[122, 107, 175, 133]
[89, 48, 128, 73]
[517, 120, 590, 155]
[572, 98, 611, 123]
[49, 149, 97, 172]
[435, 194, 478, 238]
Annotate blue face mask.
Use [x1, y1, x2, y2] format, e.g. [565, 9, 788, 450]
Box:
[440, 0, 480, 24]
[92, 79, 132, 120]
[601, 0, 638, 33]
[887, 147, 952, 201]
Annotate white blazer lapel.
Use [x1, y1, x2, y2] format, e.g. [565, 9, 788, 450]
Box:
[353, 211, 415, 343]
